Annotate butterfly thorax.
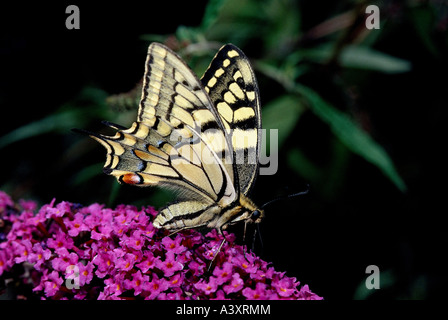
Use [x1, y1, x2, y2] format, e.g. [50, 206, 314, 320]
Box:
[217, 194, 264, 229]
[209, 194, 264, 231]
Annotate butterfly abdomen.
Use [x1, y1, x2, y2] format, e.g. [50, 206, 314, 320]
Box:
[153, 202, 221, 230]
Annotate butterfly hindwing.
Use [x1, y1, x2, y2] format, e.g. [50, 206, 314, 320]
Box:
[88, 122, 222, 205]
[201, 44, 262, 196]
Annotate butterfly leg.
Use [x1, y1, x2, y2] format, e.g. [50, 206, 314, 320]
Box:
[207, 227, 227, 272]
[243, 221, 249, 262]
[242, 222, 263, 262]
[207, 238, 226, 272]
[167, 228, 185, 238]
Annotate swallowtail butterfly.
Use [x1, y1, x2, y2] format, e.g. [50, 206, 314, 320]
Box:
[80, 43, 263, 252]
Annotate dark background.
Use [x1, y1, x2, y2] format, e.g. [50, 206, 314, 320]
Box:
[1, 0, 446, 300]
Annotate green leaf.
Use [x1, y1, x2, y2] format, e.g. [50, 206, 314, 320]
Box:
[108, 181, 121, 208]
[255, 61, 406, 192]
[353, 269, 395, 300]
[175, 25, 203, 43]
[302, 44, 411, 73]
[72, 163, 104, 186]
[262, 95, 305, 149]
[409, 5, 440, 58]
[262, 0, 301, 54]
[287, 148, 322, 182]
[0, 87, 108, 150]
[0, 109, 80, 149]
[139, 34, 168, 43]
[295, 84, 407, 192]
[200, 0, 227, 31]
[340, 45, 411, 73]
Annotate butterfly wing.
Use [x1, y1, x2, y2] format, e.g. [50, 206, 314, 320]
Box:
[87, 43, 239, 228]
[201, 44, 262, 196]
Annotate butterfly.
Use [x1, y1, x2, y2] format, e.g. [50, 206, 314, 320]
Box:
[79, 42, 263, 250]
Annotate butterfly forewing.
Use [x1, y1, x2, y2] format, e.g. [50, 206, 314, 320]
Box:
[201, 44, 262, 196]
[139, 43, 236, 193]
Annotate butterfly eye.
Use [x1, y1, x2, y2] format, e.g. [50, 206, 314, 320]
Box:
[251, 210, 261, 221]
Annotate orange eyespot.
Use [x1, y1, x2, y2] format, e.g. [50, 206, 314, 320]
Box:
[121, 173, 141, 185]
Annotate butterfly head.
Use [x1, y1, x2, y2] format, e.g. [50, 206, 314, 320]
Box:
[237, 194, 264, 225]
[249, 208, 264, 224]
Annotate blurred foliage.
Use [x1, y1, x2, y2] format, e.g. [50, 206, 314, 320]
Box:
[1, 0, 447, 300]
[2, 0, 408, 193]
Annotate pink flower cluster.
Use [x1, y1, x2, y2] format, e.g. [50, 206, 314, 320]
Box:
[0, 191, 322, 300]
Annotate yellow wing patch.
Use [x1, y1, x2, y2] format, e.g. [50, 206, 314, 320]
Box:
[201, 44, 261, 195]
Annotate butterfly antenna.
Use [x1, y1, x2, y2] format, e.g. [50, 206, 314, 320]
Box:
[260, 184, 310, 209]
